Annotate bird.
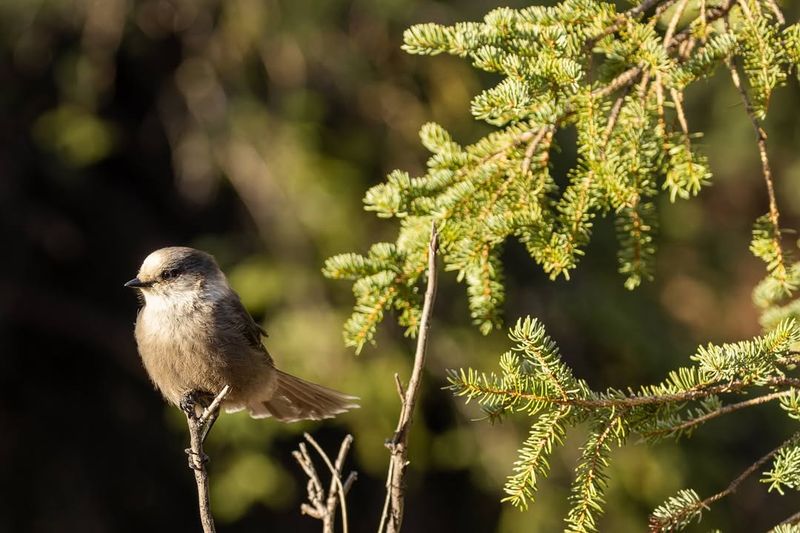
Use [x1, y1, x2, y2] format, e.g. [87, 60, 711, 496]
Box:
[125, 246, 358, 422]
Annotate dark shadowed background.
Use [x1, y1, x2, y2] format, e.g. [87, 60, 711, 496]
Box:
[2, 0, 800, 531]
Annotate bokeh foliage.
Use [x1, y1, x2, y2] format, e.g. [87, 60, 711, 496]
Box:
[2, 0, 800, 532]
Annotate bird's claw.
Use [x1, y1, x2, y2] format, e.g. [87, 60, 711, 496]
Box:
[180, 394, 198, 418]
[185, 447, 209, 470]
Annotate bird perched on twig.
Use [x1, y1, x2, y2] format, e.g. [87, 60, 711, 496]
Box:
[125, 246, 358, 422]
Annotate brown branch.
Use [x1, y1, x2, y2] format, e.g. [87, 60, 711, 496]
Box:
[726, 57, 785, 271]
[652, 433, 799, 532]
[294, 433, 357, 533]
[643, 389, 793, 439]
[662, 0, 690, 47]
[669, 0, 735, 50]
[602, 89, 629, 146]
[379, 225, 439, 533]
[774, 509, 800, 529]
[589, 0, 679, 47]
[763, 0, 785, 25]
[460, 376, 800, 411]
[183, 385, 231, 533]
[593, 66, 643, 99]
[520, 126, 552, 178]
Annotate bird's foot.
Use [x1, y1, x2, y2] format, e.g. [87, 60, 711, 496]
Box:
[185, 448, 209, 470]
[180, 393, 198, 419]
[180, 390, 213, 419]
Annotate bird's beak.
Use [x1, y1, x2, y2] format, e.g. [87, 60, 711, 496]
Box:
[124, 277, 151, 289]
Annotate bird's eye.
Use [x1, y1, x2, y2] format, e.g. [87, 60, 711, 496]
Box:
[161, 268, 181, 281]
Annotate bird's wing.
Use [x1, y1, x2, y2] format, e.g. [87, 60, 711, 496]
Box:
[213, 293, 274, 365]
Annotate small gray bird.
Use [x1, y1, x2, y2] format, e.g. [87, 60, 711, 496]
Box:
[125, 246, 358, 422]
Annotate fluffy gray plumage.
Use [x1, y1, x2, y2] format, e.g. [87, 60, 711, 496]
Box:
[126, 246, 358, 422]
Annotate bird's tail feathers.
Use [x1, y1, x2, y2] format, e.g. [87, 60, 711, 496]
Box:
[247, 370, 359, 422]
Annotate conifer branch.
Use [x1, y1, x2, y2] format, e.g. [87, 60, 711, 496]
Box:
[456, 377, 800, 411]
[642, 389, 793, 439]
[650, 433, 799, 532]
[329, 3, 800, 528]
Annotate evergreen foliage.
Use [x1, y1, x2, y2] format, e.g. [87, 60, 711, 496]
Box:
[327, 0, 800, 529]
[326, 0, 800, 351]
[448, 317, 800, 529]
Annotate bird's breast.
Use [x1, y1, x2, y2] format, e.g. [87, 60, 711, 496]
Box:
[135, 292, 217, 403]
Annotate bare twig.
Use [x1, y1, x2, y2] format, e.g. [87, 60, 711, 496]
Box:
[726, 57, 785, 270]
[520, 126, 552, 178]
[670, 87, 691, 146]
[183, 385, 231, 533]
[594, 65, 643, 99]
[774, 509, 800, 529]
[602, 89, 630, 146]
[379, 225, 439, 533]
[662, 0, 690, 47]
[764, 0, 785, 25]
[294, 433, 357, 533]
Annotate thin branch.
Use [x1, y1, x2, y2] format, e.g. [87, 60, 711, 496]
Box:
[458, 376, 800, 410]
[602, 89, 630, 147]
[183, 385, 231, 533]
[593, 66, 643, 99]
[669, 0, 735, 50]
[589, 0, 679, 47]
[650, 433, 798, 532]
[643, 389, 793, 439]
[379, 225, 439, 533]
[520, 126, 552, 178]
[670, 87, 691, 147]
[774, 509, 800, 529]
[726, 57, 785, 271]
[293, 433, 357, 533]
[662, 0, 690, 47]
[763, 0, 785, 25]
[698, 435, 796, 510]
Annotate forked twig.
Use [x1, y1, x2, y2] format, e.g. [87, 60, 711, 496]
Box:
[293, 433, 357, 533]
[183, 385, 231, 533]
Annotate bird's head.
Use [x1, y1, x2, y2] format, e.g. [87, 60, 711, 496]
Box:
[125, 247, 224, 301]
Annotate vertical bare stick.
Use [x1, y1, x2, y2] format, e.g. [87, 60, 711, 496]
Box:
[726, 57, 784, 270]
[379, 225, 439, 533]
[184, 385, 231, 533]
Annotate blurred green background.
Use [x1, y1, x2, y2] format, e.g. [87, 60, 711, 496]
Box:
[1, 0, 800, 531]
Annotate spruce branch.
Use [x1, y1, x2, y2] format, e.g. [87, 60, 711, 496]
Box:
[450, 318, 800, 527]
[650, 432, 799, 532]
[642, 389, 793, 440]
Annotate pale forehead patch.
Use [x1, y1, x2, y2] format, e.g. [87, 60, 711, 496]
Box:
[139, 249, 169, 277]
